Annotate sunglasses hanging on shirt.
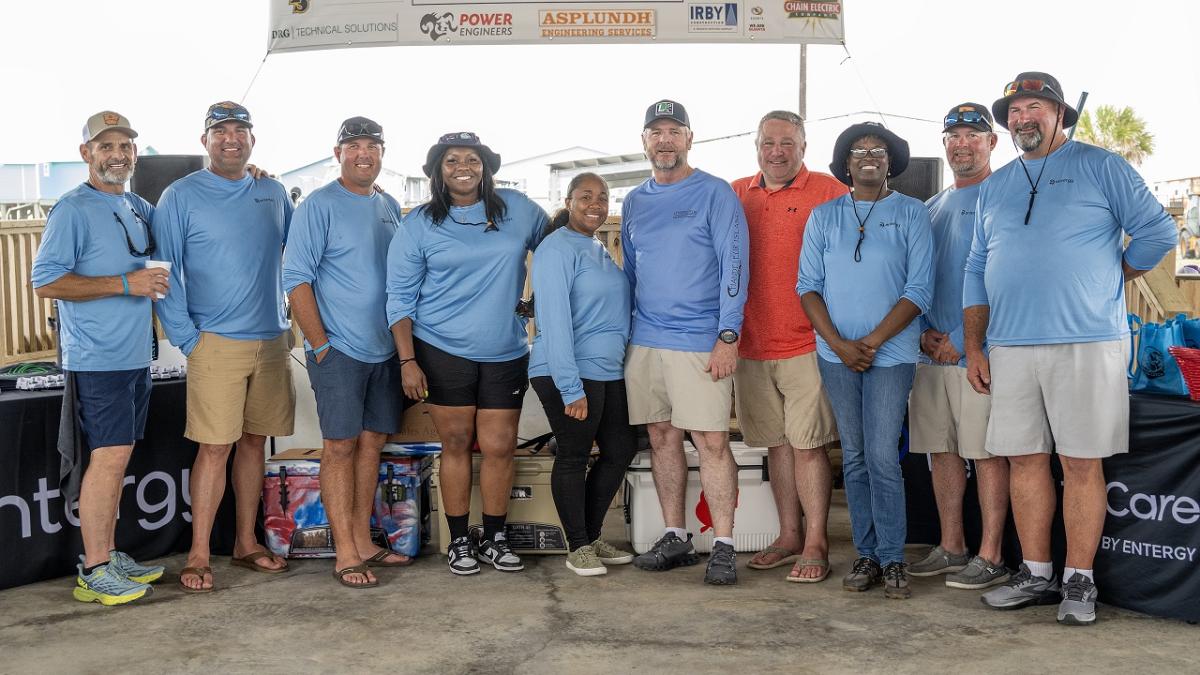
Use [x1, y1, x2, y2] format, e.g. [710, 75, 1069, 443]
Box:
[113, 208, 156, 257]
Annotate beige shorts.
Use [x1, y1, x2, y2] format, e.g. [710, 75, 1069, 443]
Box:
[733, 352, 838, 449]
[185, 332, 296, 445]
[908, 363, 992, 461]
[986, 340, 1129, 459]
[625, 345, 733, 432]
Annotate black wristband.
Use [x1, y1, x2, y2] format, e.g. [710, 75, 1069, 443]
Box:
[399, 357, 415, 367]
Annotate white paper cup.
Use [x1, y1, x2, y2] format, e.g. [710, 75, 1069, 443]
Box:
[145, 260, 171, 299]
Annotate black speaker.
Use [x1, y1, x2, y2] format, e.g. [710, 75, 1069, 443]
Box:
[130, 155, 205, 206]
[891, 157, 943, 202]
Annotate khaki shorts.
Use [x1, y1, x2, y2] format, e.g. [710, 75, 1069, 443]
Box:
[908, 363, 992, 461]
[986, 340, 1129, 459]
[733, 352, 838, 449]
[625, 345, 733, 432]
[185, 332, 296, 445]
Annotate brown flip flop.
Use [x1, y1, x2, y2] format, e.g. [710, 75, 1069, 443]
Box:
[230, 551, 290, 574]
[364, 549, 414, 568]
[786, 558, 831, 583]
[333, 564, 378, 589]
[178, 566, 214, 594]
[746, 546, 801, 570]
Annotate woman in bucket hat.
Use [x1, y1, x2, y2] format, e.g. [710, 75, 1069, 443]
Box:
[386, 132, 549, 576]
[797, 122, 934, 600]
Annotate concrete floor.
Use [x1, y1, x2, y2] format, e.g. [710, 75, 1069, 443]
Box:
[1, 492, 1196, 675]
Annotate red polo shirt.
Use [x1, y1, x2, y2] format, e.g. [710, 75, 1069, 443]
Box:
[732, 165, 848, 360]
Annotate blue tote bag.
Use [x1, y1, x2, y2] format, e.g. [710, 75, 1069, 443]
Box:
[1128, 313, 1189, 396]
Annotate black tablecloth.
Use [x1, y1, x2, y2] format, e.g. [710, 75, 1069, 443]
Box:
[905, 393, 1200, 622]
[0, 379, 236, 590]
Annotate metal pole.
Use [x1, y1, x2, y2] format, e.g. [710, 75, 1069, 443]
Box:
[798, 43, 808, 119]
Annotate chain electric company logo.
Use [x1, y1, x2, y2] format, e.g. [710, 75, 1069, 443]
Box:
[289, 0, 309, 14]
[419, 11, 513, 41]
[688, 3, 738, 33]
[783, 0, 841, 19]
[539, 10, 656, 39]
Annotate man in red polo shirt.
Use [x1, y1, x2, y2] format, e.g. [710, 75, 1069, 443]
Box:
[732, 111, 848, 583]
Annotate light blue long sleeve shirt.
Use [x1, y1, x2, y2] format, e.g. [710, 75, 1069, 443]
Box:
[152, 169, 293, 356]
[963, 141, 1176, 346]
[797, 191, 934, 367]
[386, 189, 548, 362]
[620, 169, 748, 352]
[528, 227, 631, 404]
[920, 183, 983, 367]
[282, 180, 401, 363]
[31, 184, 155, 371]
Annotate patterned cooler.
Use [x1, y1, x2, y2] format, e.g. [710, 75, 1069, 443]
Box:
[262, 444, 438, 558]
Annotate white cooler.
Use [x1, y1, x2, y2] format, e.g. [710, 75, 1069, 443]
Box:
[623, 442, 780, 553]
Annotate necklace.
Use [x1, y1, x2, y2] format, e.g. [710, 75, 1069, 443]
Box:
[447, 204, 497, 231]
[848, 186, 887, 262]
[1015, 116, 1062, 225]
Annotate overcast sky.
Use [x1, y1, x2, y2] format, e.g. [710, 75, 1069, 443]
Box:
[3, 1, 1198, 185]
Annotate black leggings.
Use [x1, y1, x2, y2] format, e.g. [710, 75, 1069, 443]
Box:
[530, 376, 639, 551]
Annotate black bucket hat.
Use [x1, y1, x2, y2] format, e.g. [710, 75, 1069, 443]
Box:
[829, 122, 910, 187]
[422, 131, 501, 178]
[991, 71, 1079, 130]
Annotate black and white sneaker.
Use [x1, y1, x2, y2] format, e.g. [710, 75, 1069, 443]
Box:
[476, 533, 524, 572]
[447, 536, 480, 576]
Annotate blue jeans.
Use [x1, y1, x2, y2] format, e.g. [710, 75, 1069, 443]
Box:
[817, 359, 915, 566]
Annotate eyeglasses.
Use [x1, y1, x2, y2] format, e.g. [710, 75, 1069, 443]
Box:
[113, 209, 156, 257]
[849, 147, 888, 159]
[338, 121, 384, 144]
[944, 111, 991, 129]
[1003, 79, 1052, 97]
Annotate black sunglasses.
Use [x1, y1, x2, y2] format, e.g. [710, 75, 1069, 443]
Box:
[113, 209, 156, 257]
[338, 121, 384, 144]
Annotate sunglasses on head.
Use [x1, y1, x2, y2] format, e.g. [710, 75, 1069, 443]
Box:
[849, 147, 888, 159]
[206, 105, 251, 124]
[1003, 79, 1053, 97]
[339, 121, 383, 142]
[944, 111, 990, 128]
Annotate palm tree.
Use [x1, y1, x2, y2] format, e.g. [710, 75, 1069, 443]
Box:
[1075, 105, 1155, 166]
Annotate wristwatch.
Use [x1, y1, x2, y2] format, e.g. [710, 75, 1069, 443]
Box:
[718, 329, 739, 344]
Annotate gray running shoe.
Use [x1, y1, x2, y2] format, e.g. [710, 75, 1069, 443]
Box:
[632, 532, 700, 571]
[908, 545, 970, 577]
[981, 564, 1061, 610]
[883, 562, 911, 599]
[842, 556, 883, 592]
[946, 556, 1010, 590]
[704, 542, 737, 585]
[1057, 573, 1098, 626]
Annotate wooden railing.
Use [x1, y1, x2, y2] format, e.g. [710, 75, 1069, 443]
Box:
[1, 220, 56, 366]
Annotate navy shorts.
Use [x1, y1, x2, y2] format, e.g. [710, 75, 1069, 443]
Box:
[73, 368, 151, 451]
[413, 337, 528, 409]
[307, 348, 405, 440]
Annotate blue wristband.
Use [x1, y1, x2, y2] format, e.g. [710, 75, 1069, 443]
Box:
[120, 273, 129, 296]
[311, 342, 331, 356]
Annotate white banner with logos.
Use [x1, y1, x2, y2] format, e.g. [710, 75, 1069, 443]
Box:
[267, 0, 844, 52]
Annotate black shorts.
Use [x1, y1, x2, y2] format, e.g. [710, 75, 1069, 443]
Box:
[413, 337, 528, 409]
